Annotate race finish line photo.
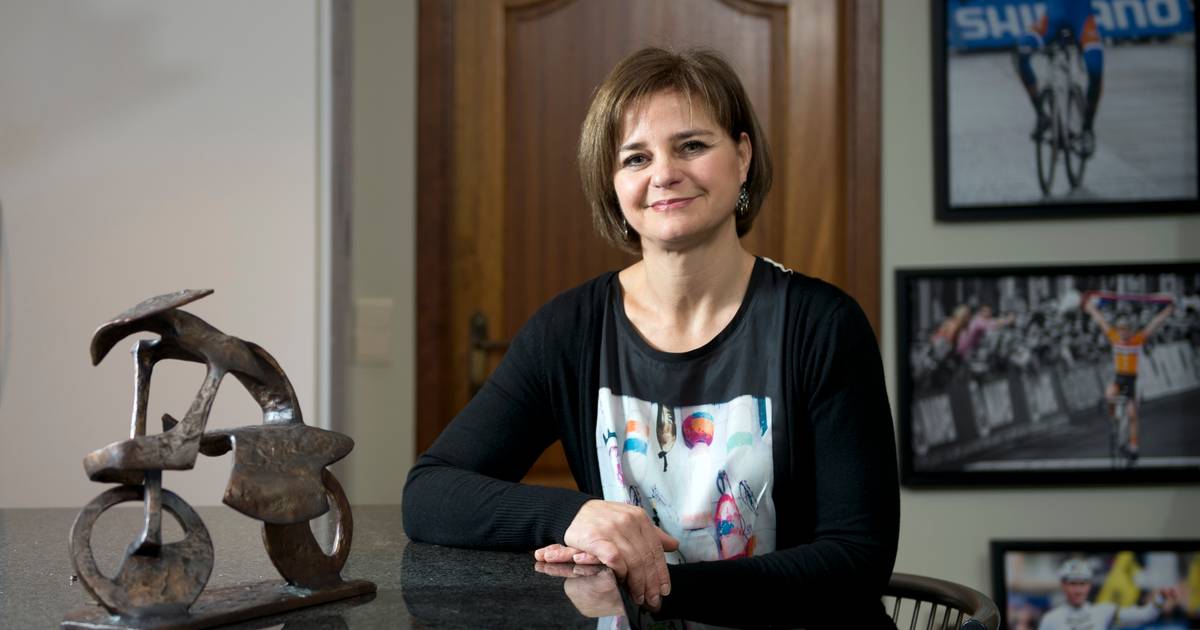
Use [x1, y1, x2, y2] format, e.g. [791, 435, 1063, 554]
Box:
[933, 0, 1198, 220]
[897, 262, 1200, 486]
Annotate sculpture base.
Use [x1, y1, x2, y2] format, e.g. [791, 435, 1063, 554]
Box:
[62, 578, 376, 629]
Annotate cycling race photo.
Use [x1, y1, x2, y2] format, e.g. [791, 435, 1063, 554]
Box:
[934, 0, 1198, 220]
[991, 540, 1200, 630]
[897, 262, 1200, 485]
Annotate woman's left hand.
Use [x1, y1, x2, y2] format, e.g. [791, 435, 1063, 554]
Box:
[534, 543, 599, 565]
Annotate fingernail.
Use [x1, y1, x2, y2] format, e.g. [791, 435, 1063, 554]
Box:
[661, 584, 671, 596]
[650, 595, 661, 607]
[573, 553, 586, 562]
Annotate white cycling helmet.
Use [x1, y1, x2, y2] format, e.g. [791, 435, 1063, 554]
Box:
[1059, 558, 1094, 582]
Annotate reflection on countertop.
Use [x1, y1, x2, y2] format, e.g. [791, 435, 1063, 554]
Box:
[0, 504, 595, 629]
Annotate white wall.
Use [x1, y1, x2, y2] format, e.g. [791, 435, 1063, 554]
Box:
[882, 0, 1200, 593]
[0, 1, 320, 508]
[341, 0, 418, 504]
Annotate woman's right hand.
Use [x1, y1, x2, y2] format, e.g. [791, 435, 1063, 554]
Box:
[561, 499, 679, 609]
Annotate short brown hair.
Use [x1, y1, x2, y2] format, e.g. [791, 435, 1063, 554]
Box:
[578, 47, 772, 253]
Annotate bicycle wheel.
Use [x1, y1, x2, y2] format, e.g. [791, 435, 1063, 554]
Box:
[69, 484, 213, 617]
[1064, 85, 1088, 188]
[1108, 408, 1118, 465]
[262, 468, 353, 589]
[1109, 410, 1119, 467]
[1034, 88, 1058, 196]
[1116, 401, 1134, 467]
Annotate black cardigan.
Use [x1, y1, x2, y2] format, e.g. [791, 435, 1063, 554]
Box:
[403, 267, 900, 628]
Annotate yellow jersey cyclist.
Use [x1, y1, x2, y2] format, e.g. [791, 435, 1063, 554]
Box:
[1083, 294, 1175, 460]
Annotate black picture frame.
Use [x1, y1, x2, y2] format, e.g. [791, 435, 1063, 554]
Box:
[932, 1, 1199, 221]
[896, 261, 1200, 486]
[991, 539, 1200, 629]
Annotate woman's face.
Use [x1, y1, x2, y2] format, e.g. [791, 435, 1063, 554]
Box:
[613, 90, 750, 252]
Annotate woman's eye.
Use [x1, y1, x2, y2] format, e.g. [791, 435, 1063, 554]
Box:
[680, 140, 708, 154]
[622, 154, 647, 168]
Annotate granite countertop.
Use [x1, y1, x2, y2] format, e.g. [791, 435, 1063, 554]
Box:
[0, 504, 597, 628]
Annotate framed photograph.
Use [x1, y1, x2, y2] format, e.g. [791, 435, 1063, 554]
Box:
[896, 261, 1200, 486]
[991, 539, 1200, 629]
[933, 1, 1198, 220]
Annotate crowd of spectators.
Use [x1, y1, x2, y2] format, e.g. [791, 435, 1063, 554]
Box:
[910, 287, 1200, 396]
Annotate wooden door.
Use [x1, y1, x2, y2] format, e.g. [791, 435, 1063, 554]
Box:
[417, 0, 881, 487]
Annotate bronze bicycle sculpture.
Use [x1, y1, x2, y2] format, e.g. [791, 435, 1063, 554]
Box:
[64, 289, 375, 629]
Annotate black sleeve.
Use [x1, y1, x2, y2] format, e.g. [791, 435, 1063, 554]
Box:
[402, 304, 593, 550]
[650, 296, 900, 629]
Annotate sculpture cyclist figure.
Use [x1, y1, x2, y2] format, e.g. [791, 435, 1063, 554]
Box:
[70, 289, 363, 619]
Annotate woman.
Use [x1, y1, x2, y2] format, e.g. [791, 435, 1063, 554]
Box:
[403, 47, 899, 628]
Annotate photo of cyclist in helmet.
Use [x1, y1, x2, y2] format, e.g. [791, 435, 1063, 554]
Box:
[938, 0, 1196, 210]
[1037, 558, 1178, 630]
[1016, 0, 1104, 156]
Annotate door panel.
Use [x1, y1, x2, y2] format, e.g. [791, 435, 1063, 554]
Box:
[417, 0, 881, 488]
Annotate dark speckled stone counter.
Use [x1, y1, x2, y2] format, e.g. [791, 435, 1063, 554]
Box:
[0, 505, 595, 629]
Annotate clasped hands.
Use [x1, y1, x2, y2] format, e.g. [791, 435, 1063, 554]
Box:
[534, 499, 678, 612]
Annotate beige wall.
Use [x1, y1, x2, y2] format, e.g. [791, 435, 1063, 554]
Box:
[340, 0, 418, 504]
[882, 0, 1200, 593]
[0, 0, 422, 510]
[0, 1, 320, 508]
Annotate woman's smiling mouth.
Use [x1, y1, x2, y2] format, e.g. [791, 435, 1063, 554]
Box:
[649, 196, 696, 211]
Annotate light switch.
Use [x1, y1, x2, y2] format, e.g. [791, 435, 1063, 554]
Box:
[354, 297, 393, 365]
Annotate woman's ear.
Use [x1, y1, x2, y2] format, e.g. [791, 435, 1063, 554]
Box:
[737, 132, 752, 183]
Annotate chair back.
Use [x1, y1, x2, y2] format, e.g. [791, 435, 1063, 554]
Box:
[883, 572, 1001, 630]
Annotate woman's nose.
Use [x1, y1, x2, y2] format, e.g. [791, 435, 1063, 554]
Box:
[651, 157, 682, 188]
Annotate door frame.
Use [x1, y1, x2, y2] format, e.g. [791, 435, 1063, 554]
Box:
[415, 0, 881, 453]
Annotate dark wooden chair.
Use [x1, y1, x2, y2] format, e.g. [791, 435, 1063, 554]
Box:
[883, 572, 1001, 630]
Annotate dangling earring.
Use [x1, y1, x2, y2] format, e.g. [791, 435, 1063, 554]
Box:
[623, 217, 633, 240]
[735, 185, 750, 217]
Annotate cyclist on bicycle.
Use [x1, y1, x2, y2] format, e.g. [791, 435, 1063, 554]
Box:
[1038, 559, 1178, 630]
[1083, 295, 1175, 459]
[1016, 0, 1104, 156]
